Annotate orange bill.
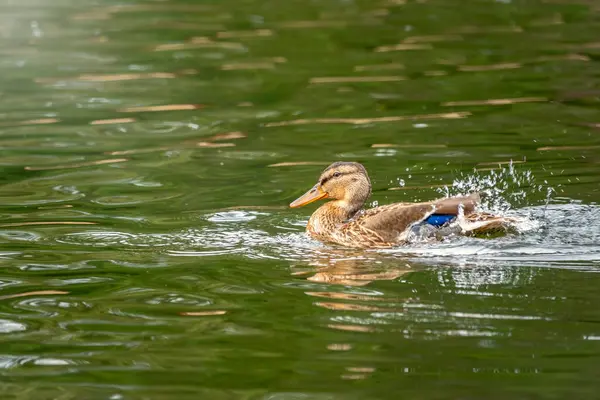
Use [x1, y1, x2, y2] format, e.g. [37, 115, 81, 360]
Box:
[290, 184, 328, 208]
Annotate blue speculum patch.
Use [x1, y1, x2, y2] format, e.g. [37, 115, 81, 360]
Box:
[424, 214, 456, 226]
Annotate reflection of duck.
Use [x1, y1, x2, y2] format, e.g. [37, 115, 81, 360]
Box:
[290, 162, 515, 248]
[301, 259, 412, 286]
[290, 247, 415, 286]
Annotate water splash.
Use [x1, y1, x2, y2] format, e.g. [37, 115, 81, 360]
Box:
[436, 163, 552, 214]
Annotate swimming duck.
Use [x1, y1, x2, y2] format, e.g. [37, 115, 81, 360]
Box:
[290, 161, 513, 248]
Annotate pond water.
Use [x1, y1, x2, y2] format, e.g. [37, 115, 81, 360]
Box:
[1, 0, 600, 398]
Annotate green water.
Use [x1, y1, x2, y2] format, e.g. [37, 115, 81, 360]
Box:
[1, 0, 600, 398]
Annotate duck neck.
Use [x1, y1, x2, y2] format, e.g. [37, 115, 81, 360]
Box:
[307, 200, 362, 236]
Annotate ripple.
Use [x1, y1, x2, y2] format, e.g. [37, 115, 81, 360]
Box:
[447, 311, 548, 321]
[206, 210, 267, 222]
[211, 285, 264, 294]
[0, 178, 85, 206]
[33, 358, 77, 366]
[92, 192, 181, 206]
[144, 293, 213, 306]
[265, 394, 335, 400]
[0, 356, 35, 369]
[425, 329, 502, 338]
[15, 297, 92, 312]
[0, 355, 84, 369]
[437, 265, 535, 288]
[60, 318, 166, 332]
[0, 154, 83, 166]
[47, 277, 113, 286]
[19, 264, 73, 272]
[107, 308, 167, 321]
[0, 319, 27, 333]
[168, 249, 242, 256]
[0, 230, 43, 242]
[0, 278, 23, 289]
[55, 231, 139, 247]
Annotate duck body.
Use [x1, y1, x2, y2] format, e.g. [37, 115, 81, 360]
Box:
[290, 162, 514, 249]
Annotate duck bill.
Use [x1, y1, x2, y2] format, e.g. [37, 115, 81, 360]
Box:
[290, 184, 328, 208]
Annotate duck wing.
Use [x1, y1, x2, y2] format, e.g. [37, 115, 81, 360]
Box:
[345, 194, 480, 243]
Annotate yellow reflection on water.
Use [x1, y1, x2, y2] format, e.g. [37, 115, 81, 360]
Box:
[0, 290, 69, 301]
[180, 311, 227, 316]
[0, 222, 96, 227]
[90, 118, 136, 125]
[265, 112, 470, 127]
[375, 43, 432, 52]
[217, 29, 273, 39]
[354, 63, 404, 71]
[442, 97, 546, 106]
[310, 76, 405, 84]
[458, 63, 521, 72]
[1, 118, 59, 127]
[25, 158, 128, 171]
[118, 104, 202, 113]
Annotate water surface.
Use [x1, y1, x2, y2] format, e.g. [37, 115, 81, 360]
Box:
[1, 0, 600, 398]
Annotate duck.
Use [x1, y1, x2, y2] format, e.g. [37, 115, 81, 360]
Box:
[289, 161, 515, 248]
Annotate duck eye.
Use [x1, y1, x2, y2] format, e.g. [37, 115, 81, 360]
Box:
[333, 172, 341, 178]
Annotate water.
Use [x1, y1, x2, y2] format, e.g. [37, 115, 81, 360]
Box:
[1, 0, 600, 398]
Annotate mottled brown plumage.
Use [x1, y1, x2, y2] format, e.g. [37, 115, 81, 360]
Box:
[289, 162, 515, 248]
